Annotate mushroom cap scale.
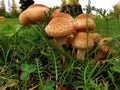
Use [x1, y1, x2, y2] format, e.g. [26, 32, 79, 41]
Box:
[45, 17, 76, 37]
[73, 32, 94, 49]
[73, 14, 96, 32]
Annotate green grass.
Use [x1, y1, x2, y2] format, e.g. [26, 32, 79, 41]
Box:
[94, 18, 120, 37]
[0, 17, 120, 90]
[0, 18, 19, 31]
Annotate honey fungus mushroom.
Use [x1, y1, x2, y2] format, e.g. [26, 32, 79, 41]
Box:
[19, 4, 49, 26]
[94, 37, 116, 61]
[45, 16, 76, 49]
[73, 14, 96, 32]
[72, 32, 95, 61]
[89, 33, 101, 43]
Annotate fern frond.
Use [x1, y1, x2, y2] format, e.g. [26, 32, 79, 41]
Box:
[74, 60, 98, 89]
[35, 58, 44, 85]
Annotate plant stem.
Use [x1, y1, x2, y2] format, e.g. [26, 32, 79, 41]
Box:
[35, 59, 43, 85]
[22, 75, 29, 90]
[52, 50, 58, 89]
[83, 62, 99, 89]
[4, 47, 11, 67]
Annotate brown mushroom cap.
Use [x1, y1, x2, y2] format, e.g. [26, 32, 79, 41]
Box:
[97, 37, 115, 54]
[73, 32, 94, 49]
[55, 12, 74, 19]
[19, 11, 34, 25]
[27, 4, 48, 9]
[0, 16, 6, 21]
[19, 4, 49, 26]
[89, 33, 101, 42]
[73, 14, 96, 32]
[50, 10, 74, 20]
[50, 9, 61, 19]
[45, 17, 75, 37]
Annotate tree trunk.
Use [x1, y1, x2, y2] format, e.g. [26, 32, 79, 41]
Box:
[60, 0, 83, 17]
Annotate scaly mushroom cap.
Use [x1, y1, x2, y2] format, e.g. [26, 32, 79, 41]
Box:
[97, 37, 115, 54]
[73, 32, 94, 49]
[73, 14, 96, 32]
[45, 17, 75, 37]
[19, 4, 49, 26]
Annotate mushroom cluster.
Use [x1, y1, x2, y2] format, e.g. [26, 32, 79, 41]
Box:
[19, 4, 118, 63]
[48, 9, 118, 63]
[45, 9, 98, 61]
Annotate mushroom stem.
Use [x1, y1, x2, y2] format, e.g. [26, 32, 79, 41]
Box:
[51, 34, 74, 50]
[76, 49, 86, 61]
[53, 37, 67, 49]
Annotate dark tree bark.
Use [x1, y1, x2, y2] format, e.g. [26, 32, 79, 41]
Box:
[60, 0, 83, 17]
[0, 0, 6, 15]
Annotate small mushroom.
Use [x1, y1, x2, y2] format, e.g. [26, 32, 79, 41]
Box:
[73, 14, 96, 32]
[0, 16, 6, 21]
[95, 37, 116, 61]
[19, 4, 49, 26]
[45, 16, 76, 49]
[45, 14, 76, 64]
[89, 33, 101, 43]
[72, 32, 94, 61]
